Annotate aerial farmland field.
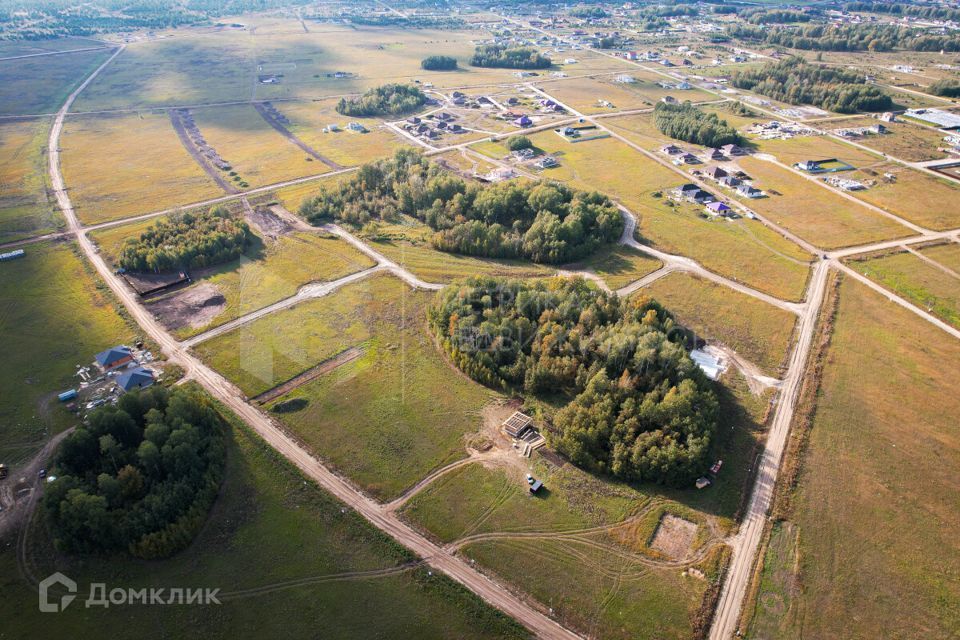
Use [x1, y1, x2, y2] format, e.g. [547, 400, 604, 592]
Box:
[3, 4, 960, 640]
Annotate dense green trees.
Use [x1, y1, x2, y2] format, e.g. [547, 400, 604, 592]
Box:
[843, 2, 960, 23]
[654, 102, 744, 148]
[731, 57, 892, 113]
[470, 45, 551, 69]
[335, 83, 427, 117]
[43, 386, 227, 558]
[727, 23, 960, 53]
[929, 79, 960, 98]
[506, 135, 533, 151]
[299, 150, 622, 265]
[743, 9, 812, 24]
[421, 55, 458, 71]
[429, 277, 718, 485]
[118, 206, 251, 273]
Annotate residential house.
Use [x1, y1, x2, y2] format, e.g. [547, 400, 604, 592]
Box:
[737, 184, 763, 198]
[95, 346, 134, 372]
[703, 166, 728, 181]
[706, 201, 732, 217]
[117, 367, 155, 393]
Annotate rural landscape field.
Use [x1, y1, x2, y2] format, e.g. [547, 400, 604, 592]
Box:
[0, 1, 958, 639]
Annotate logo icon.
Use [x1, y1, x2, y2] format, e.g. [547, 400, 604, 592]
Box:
[39, 572, 77, 613]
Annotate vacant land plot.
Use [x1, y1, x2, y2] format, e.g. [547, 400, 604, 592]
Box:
[279, 100, 408, 167]
[92, 219, 374, 338]
[73, 33, 257, 111]
[848, 249, 960, 329]
[0, 118, 60, 243]
[824, 116, 949, 163]
[0, 402, 527, 640]
[754, 278, 960, 638]
[505, 132, 813, 300]
[919, 241, 960, 273]
[61, 111, 223, 224]
[537, 73, 714, 114]
[603, 110, 694, 151]
[258, 275, 496, 500]
[0, 241, 135, 465]
[758, 134, 960, 230]
[640, 272, 797, 375]
[190, 104, 324, 188]
[573, 245, 662, 290]
[734, 157, 911, 249]
[367, 217, 555, 284]
[0, 37, 105, 57]
[0, 48, 110, 115]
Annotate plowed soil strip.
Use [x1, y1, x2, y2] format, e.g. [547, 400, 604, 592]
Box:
[169, 109, 238, 194]
[253, 101, 344, 170]
[253, 346, 363, 404]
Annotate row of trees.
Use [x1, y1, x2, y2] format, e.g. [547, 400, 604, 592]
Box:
[731, 57, 892, 113]
[843, 1, 960, 23]
[335, 83, 427, 117]
[727, 23, 960, 52]
[118, 206, 251, 273]
[742, 9, 812, 24]
[298, 149, 623, 265]
[43, 386, 227, 558]
[421, 55, 458, 71]
[429, 277, 719, 486]
[653, 102, 744, 148]
[470, 45, 551, 69]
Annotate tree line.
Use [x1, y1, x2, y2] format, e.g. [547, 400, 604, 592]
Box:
[335, 83, 427, 117]
[429, 277, 718, 486]
[654, 102, 744, 148]
[421, 55, 458, 71]
[843, 1, 960, 23]
[43, 386, 227, 558]
[742, 9, 812, 24]
[727, 22, 960, 52]
[118, 206, 251, 273]
[298, 149, 623, 265]
[929, 79, 960, 98]
[470, 45, 551, 69]
[731, 57, 892, 113]
[118, 207, 250, 273]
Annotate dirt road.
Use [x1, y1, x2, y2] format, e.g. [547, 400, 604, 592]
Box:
[252, 102, 344, 170]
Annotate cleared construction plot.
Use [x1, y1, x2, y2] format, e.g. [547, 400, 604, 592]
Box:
[537, 73, 714, 114]
[366, 218, 555, 284]
[189, 104, 326, 188]
[748, 278, 960, 638]
[257, 275, 497, 500]
[0, 118, 59, 243]
[501, 133, 813, 301]
[60, 111, 223, 224]
[0, 241, 136, 465]
[640, 272, 797, 376]
[72, 33, 257, 111]
[847, 248, 960, 329]
[758, 135, 960, 231]
[0, 404, 527, 640]
[734, 156, 911, 249]
[91, 216, 375, 338]
[0, 47, 110, 115]
[278, 99, 408, 168]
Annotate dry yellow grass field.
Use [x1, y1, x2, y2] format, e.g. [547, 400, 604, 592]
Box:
[278, 99, 408, 167]
[734, 156, 912, 249]
[61, 111, 223, 224]
[755, 278, 960, 638]
[190, 104, 323, 188]
[0, 118, 60, 242]
[758, 135, 960, 230]
[536, 73, 715, 115]
[640, 272, 797, 375]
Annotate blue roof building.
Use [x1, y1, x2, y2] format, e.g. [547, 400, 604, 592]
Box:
[116, 367, 155, 393]
[94, 346, 133, 370]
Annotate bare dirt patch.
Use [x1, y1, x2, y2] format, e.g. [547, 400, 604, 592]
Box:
[256, 346, 363, 404]
[147, 282, 226, 330]
[649, 514, 698, 560]
[245, 205, 292, 240]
